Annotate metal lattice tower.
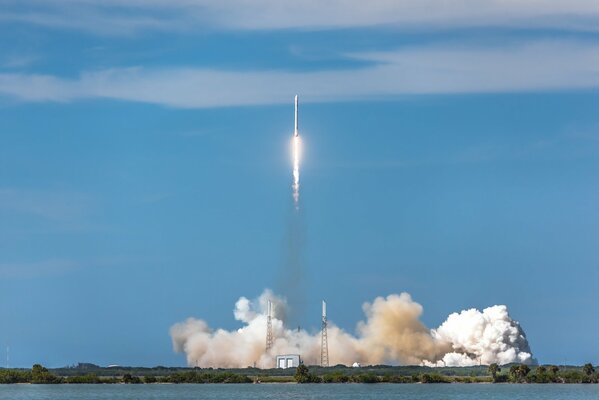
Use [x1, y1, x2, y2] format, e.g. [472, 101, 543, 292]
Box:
[320, 300, 329, 367]
[266, 300, 274, 352]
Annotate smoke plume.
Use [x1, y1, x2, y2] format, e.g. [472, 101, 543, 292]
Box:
[277, 133, 305, 325]
[170, 289, 532, 368]
[428, 305, 533, 366]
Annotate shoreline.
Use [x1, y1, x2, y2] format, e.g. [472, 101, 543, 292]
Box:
[2, 363, 597, 385]
[4, 381, 599, 385]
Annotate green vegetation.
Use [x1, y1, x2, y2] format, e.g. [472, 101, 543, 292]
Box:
[583, 363, 595, 377]
[163, 371, 252, 383]
[122, 373, 142, 384]
[509, 364, 531, 383]
[488, 363, 500, 382]
[31, 364, 61, 384]
[0, 369, 30, 384]
[289, 363, 598, 384]
[0, 362, 597, 384]
[419, 373, 451, 383]
[294, 364, 321, 383]
[322, 371, 350, 383]
[64, 374, 117, 384]
[0, 364, 252, 384]
[254, 375, 294, 383]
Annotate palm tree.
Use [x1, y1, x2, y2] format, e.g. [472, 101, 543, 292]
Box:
[536, 366, 546, 375]
[583, 363, 595, 377]
[509, 364, 530, 383]
[509, 365, 519, 382]
[548, 365, 560, 382]
[518, 364, 531, 382]
[488, 363, 500, 382]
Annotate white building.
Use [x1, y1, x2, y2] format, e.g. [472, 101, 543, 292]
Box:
[275, 354, 301, 369]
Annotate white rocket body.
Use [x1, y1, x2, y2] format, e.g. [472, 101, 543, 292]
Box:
[294, 95, 299, 137]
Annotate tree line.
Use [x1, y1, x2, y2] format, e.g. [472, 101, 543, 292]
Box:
[487, 363, 597, 384]
[1, 363, 597, 384]
[294, 363, 598, 384]
[0, 365, 251, 384]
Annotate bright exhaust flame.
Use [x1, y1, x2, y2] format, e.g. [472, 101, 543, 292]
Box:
[292, 135, 301, 209]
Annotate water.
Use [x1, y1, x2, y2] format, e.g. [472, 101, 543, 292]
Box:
[0, 384, 597, 400]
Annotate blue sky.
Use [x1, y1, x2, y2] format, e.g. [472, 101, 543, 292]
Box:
[1, 1, 599, 367]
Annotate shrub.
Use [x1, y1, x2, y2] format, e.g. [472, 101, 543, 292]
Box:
[31, 364, 61, 384]
[351, 373, 379, 383]
[65, 374, 104, 384]
[419, 373, 450, 383]
[122, 373, 142, 384]
[322, 372, 349, 383]
[294, 365, 320, 383]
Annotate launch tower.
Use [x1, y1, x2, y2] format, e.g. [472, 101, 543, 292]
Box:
[321, 300, 329, 367]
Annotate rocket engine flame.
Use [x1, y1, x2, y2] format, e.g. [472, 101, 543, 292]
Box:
[292, 135, 301, 209]
[292, 95, 301, 210]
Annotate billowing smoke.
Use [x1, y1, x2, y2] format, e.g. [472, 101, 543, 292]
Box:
[428, 305, 533, 366]
[170, 289, 532, 368]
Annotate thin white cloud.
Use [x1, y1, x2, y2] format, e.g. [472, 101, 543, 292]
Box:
[0, 9, 177, 36]
[0, 188, 91, 220]
[1, 54, 39, 69]
[0, 256, 163, 279]
[1, 0, 599, 34]
[0, 41, 597, 108]
[0, 259, 79, 279]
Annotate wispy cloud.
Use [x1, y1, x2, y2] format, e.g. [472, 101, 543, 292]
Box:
[0, 41, 598, 108]
[1, 1, 599, 34]
[0, 2, 180, 36]
[0, 255, 147, 279]
[0, 259, 79, 279]
[1, 54, 39, 69]
[0, 188, 91, 220]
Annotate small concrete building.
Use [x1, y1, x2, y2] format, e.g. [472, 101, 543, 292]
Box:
[275, 354, 301, 369]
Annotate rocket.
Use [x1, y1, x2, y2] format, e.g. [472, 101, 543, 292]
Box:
[291, 94, 301, 208]
[294, 95, 299, 137]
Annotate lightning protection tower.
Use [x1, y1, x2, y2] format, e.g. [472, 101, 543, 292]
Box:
[321, 300, 329, 367]
[266, 300, 274, 352]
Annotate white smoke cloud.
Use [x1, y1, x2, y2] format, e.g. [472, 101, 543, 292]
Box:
[429, 305, 533, 367]
[170, 289, 532, 368]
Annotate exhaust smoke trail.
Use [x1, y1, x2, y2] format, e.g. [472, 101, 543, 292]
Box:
[281, 94, 305, 323]
[292, 94, 301, 210]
